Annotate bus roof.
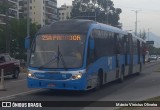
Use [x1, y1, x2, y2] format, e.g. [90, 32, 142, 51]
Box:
[37, 19, 96, 35]
[98, 23, 128, 35]
[36, 19, 128, 36]
[130, 33, 146, 42]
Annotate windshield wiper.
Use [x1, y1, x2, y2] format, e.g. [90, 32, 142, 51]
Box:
[38, 45, 67, 70]
[57, 45, 68, 71]
[38, 54, 58, 70]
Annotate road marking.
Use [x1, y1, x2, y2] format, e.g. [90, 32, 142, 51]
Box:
[0, 89, 41, 101]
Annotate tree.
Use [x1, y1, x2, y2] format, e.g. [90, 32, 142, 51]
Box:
[0, 0, 11, 53]
[0, 0, 10, 14]
[9, 19, 40, 59]
[0, 25, 5, 52]
[0, 18, 40, 59]
[0, 1, 40, 59]
[139, 29, 147, 40]
[71, 0, 122, 27]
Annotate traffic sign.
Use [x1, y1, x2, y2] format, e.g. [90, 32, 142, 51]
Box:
[146, 41, 154, 45]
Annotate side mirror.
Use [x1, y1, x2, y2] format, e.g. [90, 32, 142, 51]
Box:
[25, 37, 30, 49]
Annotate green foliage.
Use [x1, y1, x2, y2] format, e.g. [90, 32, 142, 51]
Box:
[0, 19, 40, 60]
[0, 0, 11, 14]
[0, 25, 5, 52]
[71, 0, 122, 27]
[0, 0, 40, 60]
[148, 45, 160, 55]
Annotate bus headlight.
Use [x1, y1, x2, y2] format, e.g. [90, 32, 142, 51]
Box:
[28, 71, 35, 78]
[72, 73, 82, 80]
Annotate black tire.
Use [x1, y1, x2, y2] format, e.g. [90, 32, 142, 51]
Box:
[12, 69, 19, 79]
[94, 72, 103, 91]
[94, 75, 101, 90]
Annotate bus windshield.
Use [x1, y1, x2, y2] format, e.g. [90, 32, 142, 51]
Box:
[29, 34, 86, 69]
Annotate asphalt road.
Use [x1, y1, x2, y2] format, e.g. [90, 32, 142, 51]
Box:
[0, 61, 160, 110]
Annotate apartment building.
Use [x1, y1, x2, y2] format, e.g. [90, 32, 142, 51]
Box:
[0, 0, 58, 26]
[18, 0, 24, 18]
[0, 0, 19, 25]
[58, 4, 72, 21]
[20, 0, 58, 27]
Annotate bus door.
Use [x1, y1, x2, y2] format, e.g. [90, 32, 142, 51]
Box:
[128, 34, 133, 74]
[124, 36, 128, 66]
[137, 40, 141, 64]
[142, 42, 146, 64]
[114, 34, 119, 68]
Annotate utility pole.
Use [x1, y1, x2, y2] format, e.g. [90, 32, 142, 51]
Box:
[106, 0, 109, 24]
[26, 0, 30, 65]
[27, 0, 30, 38]
[132, 10, 141, 36]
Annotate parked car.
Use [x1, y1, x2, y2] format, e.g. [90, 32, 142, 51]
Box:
[0, 53, 20, 79]
[149, 55, 158, 61]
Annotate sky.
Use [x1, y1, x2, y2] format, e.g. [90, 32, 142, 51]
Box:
[57, 0, 160, 37]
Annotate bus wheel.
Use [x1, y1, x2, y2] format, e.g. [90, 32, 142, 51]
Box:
[94, 72, 103, 90]
[118, 67, 124, 83]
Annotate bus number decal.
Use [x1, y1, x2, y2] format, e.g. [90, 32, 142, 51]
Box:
[42, 35, 52, 40]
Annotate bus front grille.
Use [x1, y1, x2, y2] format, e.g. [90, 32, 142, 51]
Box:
[34, 72, 72, 80]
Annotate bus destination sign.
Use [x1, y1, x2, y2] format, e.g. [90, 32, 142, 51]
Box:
[41, 35, 81, 41]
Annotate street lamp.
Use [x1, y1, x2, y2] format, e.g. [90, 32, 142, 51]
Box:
[106, 0, 109, 24]
[132, 10, 141, 36]
[27, 0, 30, 37]
[26, 0, 30, 66]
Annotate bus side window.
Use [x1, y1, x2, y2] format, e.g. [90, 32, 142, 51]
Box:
[114, 34, 120, 54]
[87, 37, 95, 64]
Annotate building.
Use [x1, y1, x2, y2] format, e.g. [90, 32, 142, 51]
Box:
[21, 0, 58, 27]
[58, 4, 72, 21]
[18, 0, 25, 19]
[0, 0, 19, 25]
[0, 0, 58, 26]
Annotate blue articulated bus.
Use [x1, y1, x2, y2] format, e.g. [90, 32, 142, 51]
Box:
[26, 19, 146, 91]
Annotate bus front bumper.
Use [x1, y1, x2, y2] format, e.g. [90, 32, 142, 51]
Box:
[27, 77, 87, 91]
